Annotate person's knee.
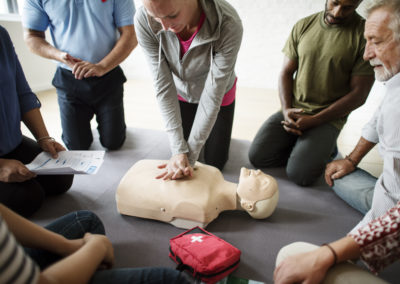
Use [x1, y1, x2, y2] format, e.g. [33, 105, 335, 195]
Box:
[205, 154, 228, 171]
[100, 130, 126, 150]
[286, 164, 321, 186]
[331, 179, 351, 197]
[63, 136, 92, 150]
[18, 198, 44, 217]
[9, 184, 45, 217]
[100, 135, 125, 150]
[331, 177, 373, 214]
[248, 143, 262, 167]
[75, 210, 105, 235]
[46, 175, 74, 196]
[248, 142, 272, 168]
[248, 141, 284, 168]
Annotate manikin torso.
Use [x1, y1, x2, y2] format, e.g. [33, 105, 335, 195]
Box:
[116, 160, 279, 229]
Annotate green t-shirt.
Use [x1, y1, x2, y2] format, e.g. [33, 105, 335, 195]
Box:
[283, 11, 374, 129]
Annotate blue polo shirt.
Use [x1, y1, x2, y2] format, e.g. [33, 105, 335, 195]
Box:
[22, 0, 135, 70]
[0, 26, 41, 156]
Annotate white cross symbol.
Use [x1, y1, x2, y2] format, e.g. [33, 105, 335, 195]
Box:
[191, 236, 203, 243]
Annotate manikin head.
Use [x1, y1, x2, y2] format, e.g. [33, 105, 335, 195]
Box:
[142, 0, 200, 33]
[324, 0, 362, 26]
[237, 168, 279, 219]
[363, 0, 400, 82]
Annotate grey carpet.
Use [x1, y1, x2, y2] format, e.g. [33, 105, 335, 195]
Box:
[31, 128, 399, 283]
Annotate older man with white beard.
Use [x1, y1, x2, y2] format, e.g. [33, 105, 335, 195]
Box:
[324, 0, 400, 228]
[273, 2, 400, 283]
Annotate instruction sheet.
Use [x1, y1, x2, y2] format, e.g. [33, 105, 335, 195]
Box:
[26, 151, 105, 175]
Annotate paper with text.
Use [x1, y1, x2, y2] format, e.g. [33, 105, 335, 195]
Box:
[26, 151, 105, 175]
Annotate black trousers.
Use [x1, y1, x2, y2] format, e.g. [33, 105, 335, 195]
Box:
[179, 100, 235, 170]
[0, 136, 73, 217]
[52, 66, 127, 150]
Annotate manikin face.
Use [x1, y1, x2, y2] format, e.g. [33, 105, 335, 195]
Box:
[364, 8, 400, 82]
[143, 0, 198, 34]
[237, 168, 278, 216]
[324, 0, 360, 26]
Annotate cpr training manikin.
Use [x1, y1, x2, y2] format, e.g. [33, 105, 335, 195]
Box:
[116, 160, 279, 229]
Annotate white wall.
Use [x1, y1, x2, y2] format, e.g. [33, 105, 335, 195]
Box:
[125, 0, 325, 89]
[2, 0, 370, 91]
[230, 0, 323, 89]
[125, 0, 369, 89]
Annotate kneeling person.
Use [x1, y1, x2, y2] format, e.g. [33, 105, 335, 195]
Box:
[249, 0, 374, 186]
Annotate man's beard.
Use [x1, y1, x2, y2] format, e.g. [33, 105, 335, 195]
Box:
[324, 1, 346, 25]
[324, 12, 346, 25]
[370, 58, 400, 81]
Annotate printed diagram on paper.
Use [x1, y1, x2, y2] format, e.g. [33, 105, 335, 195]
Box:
[26, 151, 105, 175]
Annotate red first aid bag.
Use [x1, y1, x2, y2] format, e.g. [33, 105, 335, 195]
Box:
[169, 226, 241, 283]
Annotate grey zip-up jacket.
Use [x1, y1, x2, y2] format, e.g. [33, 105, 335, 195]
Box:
[134, 0, 243, 165]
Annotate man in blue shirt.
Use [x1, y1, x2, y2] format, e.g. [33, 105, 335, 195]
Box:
[0, 25, 73, 217]
[22, 0, 137, 150]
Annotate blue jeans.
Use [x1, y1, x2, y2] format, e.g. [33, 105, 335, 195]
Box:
[25, 211, 189, 284]
[249, 111, 340, 186]
[53, 67, 126, 150]
[331, 168, 377, 214]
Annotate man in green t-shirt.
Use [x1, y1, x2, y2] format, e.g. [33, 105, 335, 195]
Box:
[249, 0, 374, 186]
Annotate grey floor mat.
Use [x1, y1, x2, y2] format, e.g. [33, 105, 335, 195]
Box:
[31, 128, 399, 283]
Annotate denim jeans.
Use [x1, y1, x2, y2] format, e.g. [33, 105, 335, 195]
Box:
[331, 168, 377, 214]
[249, 111, 340, 186]
[25, 211, 189, 284]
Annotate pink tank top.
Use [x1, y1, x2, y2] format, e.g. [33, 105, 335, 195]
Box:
[177, 12, 236, 107]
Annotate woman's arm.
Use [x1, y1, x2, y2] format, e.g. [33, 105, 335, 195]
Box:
[38, 233, 114, 284]
[21, 108, 49, 142]
[0, 204, 114, 284]
[22, 108, 65, 158]
[186, 14, 243, 166]
[135, 9, 188, 155]
[135, 9, 193, 179]
[274, 237, 360, 284]
[274, 202, 400, 283]
[0, 204, 79, 254]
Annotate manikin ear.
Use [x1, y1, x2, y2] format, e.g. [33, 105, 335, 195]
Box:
[245, 191, 279, 219]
